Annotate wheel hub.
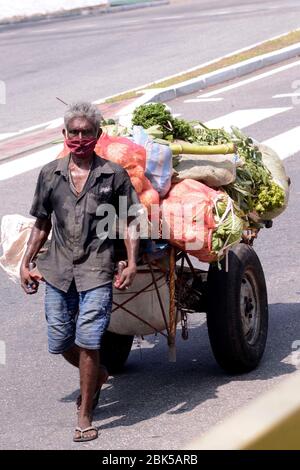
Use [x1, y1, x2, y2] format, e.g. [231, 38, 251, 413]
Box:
[240, 273, 260, 344]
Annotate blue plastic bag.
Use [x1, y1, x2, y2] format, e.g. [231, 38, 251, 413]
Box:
[132, 126, 172, 198]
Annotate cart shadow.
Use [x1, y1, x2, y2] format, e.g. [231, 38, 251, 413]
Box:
[62, 302, 300, 430]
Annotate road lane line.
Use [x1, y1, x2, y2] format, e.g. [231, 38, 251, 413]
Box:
[273, 93, 300, 98]
[185, 98, 223, 103]
[205, 108, 292, 131]
[0, 144, 62, 181]
[152, 15, 184, 20]
[200, 60, 300, 98]
[0, 120, 60, 142]
[45, 118, 64, 129]
[29, 28, 58, 34]
[0, 340, 6, 365]
[0, 133, 16, 142]
[263, 127, 300, 160]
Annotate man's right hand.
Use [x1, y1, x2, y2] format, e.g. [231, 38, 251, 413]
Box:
[20, 265, 39, 294]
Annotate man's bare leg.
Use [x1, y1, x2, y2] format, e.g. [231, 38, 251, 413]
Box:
[63, 346, 108, 407]
[63, 345, 80, 367]
[74, 348, 99, 438]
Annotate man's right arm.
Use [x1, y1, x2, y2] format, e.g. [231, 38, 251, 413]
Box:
[20, 217, 52, 294]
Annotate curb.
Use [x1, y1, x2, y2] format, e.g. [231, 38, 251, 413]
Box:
[105, 0, 169, 13]
[116, 41, 300, 120]
[0, 1, 169, 27]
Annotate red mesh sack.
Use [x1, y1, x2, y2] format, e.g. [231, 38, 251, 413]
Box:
[160, 179, 221, 263]
[95, 133, 147, 195]
[139, 177, 160, 215]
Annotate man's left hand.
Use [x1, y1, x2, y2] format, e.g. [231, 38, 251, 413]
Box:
[114, 265, 137, 290]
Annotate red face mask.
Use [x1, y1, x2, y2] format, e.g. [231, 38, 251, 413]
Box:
[65, 137, 97, 158]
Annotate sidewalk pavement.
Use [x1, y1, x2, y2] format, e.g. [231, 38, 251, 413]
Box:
[0, 0, 169, 26]
[0, 98, 136, 162]
[1, 38, 300, 163]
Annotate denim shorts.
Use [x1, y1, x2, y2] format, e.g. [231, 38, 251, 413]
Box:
[44, 280, 112, 354]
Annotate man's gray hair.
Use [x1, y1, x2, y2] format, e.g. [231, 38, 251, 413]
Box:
[64, 101, 103, 131]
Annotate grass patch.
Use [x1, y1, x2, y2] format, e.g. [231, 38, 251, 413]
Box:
[106, 29, 300, 104]
[105, 90, 140, 104]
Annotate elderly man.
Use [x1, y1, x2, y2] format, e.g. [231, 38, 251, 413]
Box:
[20, 102, 139, 442]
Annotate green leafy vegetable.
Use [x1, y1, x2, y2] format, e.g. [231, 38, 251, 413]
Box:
[212, 197, 244, 253]
[132, 103, 197, 140]
[225, 127, 285, 216]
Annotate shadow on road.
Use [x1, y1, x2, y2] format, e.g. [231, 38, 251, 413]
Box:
[60, 302, 300, 431]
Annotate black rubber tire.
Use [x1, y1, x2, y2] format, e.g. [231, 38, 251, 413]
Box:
[207, 243, 268, 373]
[100, 331, 134, 374]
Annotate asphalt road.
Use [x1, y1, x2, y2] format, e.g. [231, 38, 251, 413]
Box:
[1, 0, 300, 133]
[0, 58, 299, 450]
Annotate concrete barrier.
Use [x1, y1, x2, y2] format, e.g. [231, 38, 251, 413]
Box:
[186, 371, 300, 450]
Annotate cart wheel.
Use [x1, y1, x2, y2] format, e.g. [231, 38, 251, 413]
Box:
[100, 331, 134, 374]
[207, 243, 268, 373]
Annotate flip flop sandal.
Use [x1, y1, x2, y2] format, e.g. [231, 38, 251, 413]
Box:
[73, 426, 98, 443]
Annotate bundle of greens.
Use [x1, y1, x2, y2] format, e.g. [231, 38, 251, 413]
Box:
[132, 103, 232, 144]
[132, 102, 197, 141]
[212, 196, 244, 254]
[226, 127, 285, 216]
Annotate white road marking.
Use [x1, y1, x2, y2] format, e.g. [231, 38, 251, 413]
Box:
[185, 98, 223, 103]
[123, 19, 140, 23]
[17, 121, 53, 133]
[198, 8, 232, 16]
[0, 144, 63, 181]
[205, 108, 292, 131]
[152, 15, 184, 21]
[63, 23, 98, 28]
[45, 118, 64, 129]
[263, 127, 300, 160]
[273, 93, 300, 98]
[200, 60, 300, 98]
[29, 28, 58, 34]
[0, 340, 6, 366]
[0, 133, 16, 141]
[186, 1, 300, 18]
[0, 119, 63, 142]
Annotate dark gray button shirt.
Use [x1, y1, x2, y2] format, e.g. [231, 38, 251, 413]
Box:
[30, 153, 137, 293]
